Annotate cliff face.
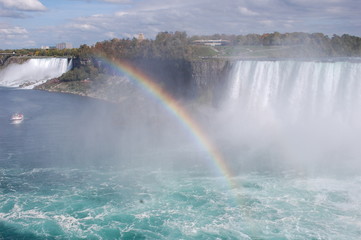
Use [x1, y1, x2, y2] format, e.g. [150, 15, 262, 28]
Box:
[0, 56, 30, 67]
[0, 55, 12, 66]
[190, 58, 232, 105]
[35, 57, 233, 106]
[95, 57, 231, 102]
[132, 58, 232, 104]
[191, 59, 230, 88]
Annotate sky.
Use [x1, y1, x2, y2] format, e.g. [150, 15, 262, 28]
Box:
[0, 0, 360, 49]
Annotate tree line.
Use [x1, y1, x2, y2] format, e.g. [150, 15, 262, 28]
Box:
[2, 31, 361, 60]
[191, 32, 361, 57]
[82, 31, 361, 59]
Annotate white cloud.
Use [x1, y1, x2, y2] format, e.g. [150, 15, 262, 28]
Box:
[105, 31, 117, 38]
[71, 23, 98, 31]
[0, 9, 26, 18]
[239, 7, 259, 16]
[326, 6, 347, 14]
[24, 40, 36, 46]
[0, 26, 28, 34]
[91, 14, 105, 18]
[259, 20, 273, 26]
[282, 19, 296, 28]
[115, 11, 130, 17]
[0, 24, 31, 47]
[0, 0, 46, 11]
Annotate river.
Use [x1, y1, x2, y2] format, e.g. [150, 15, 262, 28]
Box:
[0, 86, 361, 239]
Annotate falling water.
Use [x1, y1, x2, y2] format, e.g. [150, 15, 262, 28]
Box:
[224, 60, 361, 172]
[227, 60, 361, 122]
[0, 58, 72, 88]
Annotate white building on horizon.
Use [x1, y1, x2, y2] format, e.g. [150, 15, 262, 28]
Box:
[192, 39, 230, 46]
[137, 33, 145, 41]
[56, 42, 73, 50]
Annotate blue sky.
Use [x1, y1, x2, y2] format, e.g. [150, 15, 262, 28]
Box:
[0, 0, 360, 49]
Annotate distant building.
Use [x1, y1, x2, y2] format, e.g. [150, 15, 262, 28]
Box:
[56, 42, 73, 50]
[137, 33, 145, 41]
[41, 46, 50, 50]
[192, 39, 230, 46]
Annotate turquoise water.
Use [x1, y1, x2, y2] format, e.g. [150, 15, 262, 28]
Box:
[1, 88, 361, 239]
[1, 168, 361, 239]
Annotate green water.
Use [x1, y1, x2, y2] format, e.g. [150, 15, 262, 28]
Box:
[1, 87, 361, 239]
[1, 167, 360, 239]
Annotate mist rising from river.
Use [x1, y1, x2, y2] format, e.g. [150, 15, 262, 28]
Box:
[214, 60, 361, 174]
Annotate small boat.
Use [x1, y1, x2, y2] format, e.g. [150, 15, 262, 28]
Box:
[11, 113, 24, 122]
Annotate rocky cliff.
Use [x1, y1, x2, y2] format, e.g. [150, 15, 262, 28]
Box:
[35, 57, 232, 105]
[190, 58, 232, 105]
[0, 56, 30, 67]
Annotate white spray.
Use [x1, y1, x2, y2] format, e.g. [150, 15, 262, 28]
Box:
[221, 60, 361, 173]
[0, 58, 72, 89]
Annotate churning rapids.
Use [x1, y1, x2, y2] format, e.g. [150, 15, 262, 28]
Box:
[1, 59, 361, 239]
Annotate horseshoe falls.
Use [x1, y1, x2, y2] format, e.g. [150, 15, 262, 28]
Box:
[227, 60, 361, 122]
[0, 59, 361, 239]
[222, 60, 361, 174]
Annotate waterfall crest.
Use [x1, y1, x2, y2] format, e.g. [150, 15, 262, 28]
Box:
[227, 60, 361, 123]
[0, 58, 72, 88]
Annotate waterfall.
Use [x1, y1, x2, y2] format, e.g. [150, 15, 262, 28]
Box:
[227, 60, 361, 123]
[222, 60, 361, 171]
[0, 58, 72, 89]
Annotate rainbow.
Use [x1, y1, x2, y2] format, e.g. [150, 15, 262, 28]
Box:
[95, 54, 238, 189]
